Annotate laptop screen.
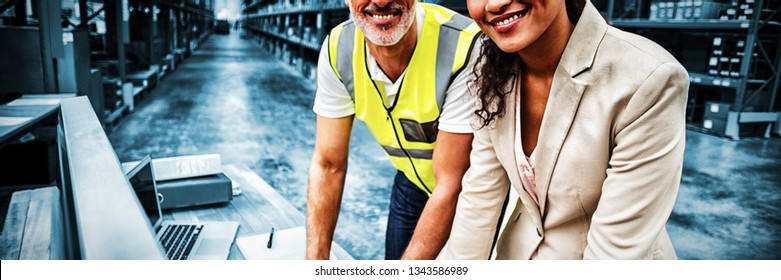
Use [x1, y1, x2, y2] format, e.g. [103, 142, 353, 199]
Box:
[127, 155, 163, 230]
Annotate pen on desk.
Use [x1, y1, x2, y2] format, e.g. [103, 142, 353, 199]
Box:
[267, 227, 274, 249]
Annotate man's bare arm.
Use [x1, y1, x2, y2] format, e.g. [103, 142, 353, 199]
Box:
[305, 115, 354, 260]
[401, 131, 473, 259]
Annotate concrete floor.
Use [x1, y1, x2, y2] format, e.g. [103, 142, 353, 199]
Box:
[671, 133, 781, 259]
[109, 32, 781, 260]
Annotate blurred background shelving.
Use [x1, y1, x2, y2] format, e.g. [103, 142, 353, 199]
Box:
[597, 0, 781, 139]
[1, 0, 216, 129]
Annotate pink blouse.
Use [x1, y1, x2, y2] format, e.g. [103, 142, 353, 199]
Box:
[514, 77, 541, 260]
[514, 79, 540, 208]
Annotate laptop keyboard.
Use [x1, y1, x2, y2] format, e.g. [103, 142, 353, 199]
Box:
[160, 224, 204, 260]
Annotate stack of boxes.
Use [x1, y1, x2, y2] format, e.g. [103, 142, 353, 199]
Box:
[646, 0, 774, 21]
[705, 37, 777, 80]
[694, 0, 733, 18]
[718, 0, 757, 20]
[702, 101, 732, 133]
[702, 101, 759, 134]
[705, 37, 760, 79]
[649, 0, 731, 20]
[304, 0, 341, 6]
[102, 76, 124, 113]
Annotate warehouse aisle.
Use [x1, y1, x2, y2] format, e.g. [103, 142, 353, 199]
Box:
[108, 33, 781, 260]
[108, 32, 395, 260]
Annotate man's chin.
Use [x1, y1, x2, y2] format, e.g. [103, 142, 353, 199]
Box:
[364, 31, 402, 46]
[356, 21, 403, 46]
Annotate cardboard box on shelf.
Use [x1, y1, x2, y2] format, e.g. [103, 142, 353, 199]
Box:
[704, 101, 732, 120]
[703, 117, 728, 133]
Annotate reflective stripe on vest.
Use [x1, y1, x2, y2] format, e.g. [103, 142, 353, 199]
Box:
[327, 4, 479, 195]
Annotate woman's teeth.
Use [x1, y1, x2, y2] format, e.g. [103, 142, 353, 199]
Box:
[497, 14, 521, 25]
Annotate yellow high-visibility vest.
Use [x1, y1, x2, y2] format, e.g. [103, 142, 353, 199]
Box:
[327, 3, 479, 195]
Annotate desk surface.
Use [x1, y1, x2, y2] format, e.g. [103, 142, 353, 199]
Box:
[166, 164, 353, 260]
[0, 94, 75, 148]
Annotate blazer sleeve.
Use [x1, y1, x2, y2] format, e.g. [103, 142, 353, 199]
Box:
[444, 127, 511, 259]
[583, 62, 689, 259]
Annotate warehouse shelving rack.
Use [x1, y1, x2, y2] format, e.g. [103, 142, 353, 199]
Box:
[240, 0, 348, 81]
[602, 0, 781, 139]
[0, 0, 215, 128]
[76, 0, 215, 127]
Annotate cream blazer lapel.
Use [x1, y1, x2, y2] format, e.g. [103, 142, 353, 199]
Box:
[534, 70, 587, 218]
[533, 7, 607, 219]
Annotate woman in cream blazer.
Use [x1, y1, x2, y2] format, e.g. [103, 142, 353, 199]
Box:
[445, 0, 688, 259]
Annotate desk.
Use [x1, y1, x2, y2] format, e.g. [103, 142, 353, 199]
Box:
[166, 164, 353, 260]
[0, 94, 75, 149]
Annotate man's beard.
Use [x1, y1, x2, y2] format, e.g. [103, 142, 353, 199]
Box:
[350, 2, 415, 46]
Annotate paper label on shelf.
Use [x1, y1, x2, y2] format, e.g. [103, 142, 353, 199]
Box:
[710, 104, 720, 113]
[713, 37, 722, 46]
[703, 120, 713, 129]
[63, 32, 73, 45]
[740, 22, 749, 28]
[722, 80, 731, 87]
[709, 57, 718, 66]
[713, 79, 721, 86]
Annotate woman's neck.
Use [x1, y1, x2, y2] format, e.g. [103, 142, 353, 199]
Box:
[518, 13, 575, 77]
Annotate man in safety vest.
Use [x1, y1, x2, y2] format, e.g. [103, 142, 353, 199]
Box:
[306, 0, 480, 260]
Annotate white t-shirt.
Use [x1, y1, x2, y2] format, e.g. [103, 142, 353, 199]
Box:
[313, 4, 479, 134]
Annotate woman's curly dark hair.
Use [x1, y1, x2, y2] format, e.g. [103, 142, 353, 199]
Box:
[472, 0, 587, 129]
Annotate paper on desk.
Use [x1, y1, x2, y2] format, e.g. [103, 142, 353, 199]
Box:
[0, 117, 32, 126]
[6, 98, 61, 106]
[237, 226, 337, 260]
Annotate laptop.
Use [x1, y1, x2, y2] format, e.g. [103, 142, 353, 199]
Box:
[127, 155, 239, 260]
